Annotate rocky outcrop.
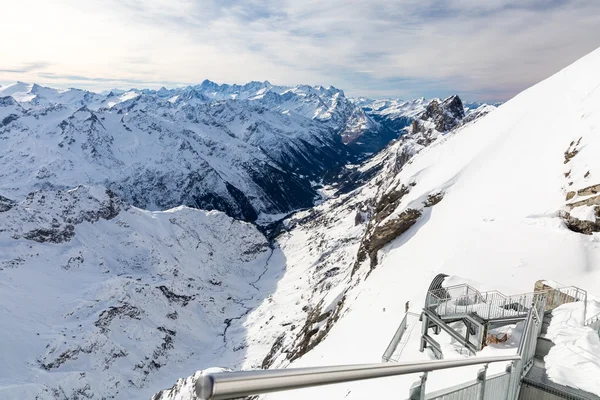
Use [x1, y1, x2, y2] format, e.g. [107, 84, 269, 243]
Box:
[95, 303, 143, 334]
[373, 184, 412, 223]
[420, 95, 465, 133]
[2, 187, 125, 243]
[568, 195, 600, 209]
[561, 209, 600, 234]
[576, 183, 600, 197]
[424, 192, 444, 207]
[564, 137, 582, 164]
[0, 195, 16, 212]
[365, 208, 422, 268]
[566, 184, 600, 208]
[284, 295, 347, 364]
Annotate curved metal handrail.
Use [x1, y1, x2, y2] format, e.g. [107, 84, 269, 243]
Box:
[195, 355, 520, 400]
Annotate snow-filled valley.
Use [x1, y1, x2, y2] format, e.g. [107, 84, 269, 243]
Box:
[3, 46, 600, 400]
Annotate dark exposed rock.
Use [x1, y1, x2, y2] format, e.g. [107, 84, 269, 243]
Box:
[1, 114, 19, 127]
[566, 191, 576, 201]
[40, 342, 99, 370]
[63, 254, 84, 270]
[561, 210, 600, 235]
[23, 225, 75, 243]
[567, 194, 600, 209]
[564, 149, 579, 164]
[95, 303, 142, 333]
[157, 326, 177, 336]
[424, 192, 444, 207]
[166, 311, 178, 320]
[157, 286, 194, 306]
[261, 333, 285, 369]
[374, 184, 411, 223]
[1, 257, 25, 270]
[0, 96, 19, 107]
[366, 208, 422, 268]
[577, 183, 600, 197]
[286, 295, 346, 363]
[420, 95, 465, 133]
[0, 195, 16, 212]
[564, 138, 582, 164]
[12, 188, 125, 244]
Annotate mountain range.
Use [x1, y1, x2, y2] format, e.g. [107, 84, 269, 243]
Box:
[0, 80, 491, 222]
[0, 75, 505, 400]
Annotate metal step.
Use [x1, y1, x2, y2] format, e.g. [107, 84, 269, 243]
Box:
[540, 311, 553, 335]
[534, 337, 554, 359]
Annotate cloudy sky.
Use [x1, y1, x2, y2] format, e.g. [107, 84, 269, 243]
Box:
[1, 0, 599, 101]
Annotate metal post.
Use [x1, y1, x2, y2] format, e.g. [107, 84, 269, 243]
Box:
[409, 372, 428, 400]
[477, 364, 488, 400]
[584, 291, 588, 323]
[505, 359, 521, 400]
[420, 315, 429, 352]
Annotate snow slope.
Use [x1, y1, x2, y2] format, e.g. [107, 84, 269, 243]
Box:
[255, 46, 600, 399]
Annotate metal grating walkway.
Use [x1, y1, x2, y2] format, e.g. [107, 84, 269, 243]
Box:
[521, 362, 600, 400]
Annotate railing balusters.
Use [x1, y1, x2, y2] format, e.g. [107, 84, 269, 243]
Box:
[410, 372, 428, 400]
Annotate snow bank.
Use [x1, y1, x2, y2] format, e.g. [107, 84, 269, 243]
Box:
[545, 301, 600, 395]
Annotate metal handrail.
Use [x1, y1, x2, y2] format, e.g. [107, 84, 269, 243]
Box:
[382, 312, 420, 362]
[195, 355, 520, 400]
[426, 285, 587, 321]
[585, 311, 600, 326]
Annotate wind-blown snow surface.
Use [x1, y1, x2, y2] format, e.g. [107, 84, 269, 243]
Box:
[545, 302, 600, 395]
[254, 47, 600, 399]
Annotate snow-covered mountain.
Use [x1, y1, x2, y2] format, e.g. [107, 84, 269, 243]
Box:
[0, 185, 275, 399]
[151, 47, 600, 400]
[3, 79, 430, 221]
[0, 81, 487, 399]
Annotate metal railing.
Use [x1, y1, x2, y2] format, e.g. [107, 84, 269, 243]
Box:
[195, 356, 521, 400]
[426, 284, 587, 322]
[417, 301, 543, 400]
[382, 312, 420, 362]
[424, 370, 512, 400]
[195, 285, 585, 400]
[518, 298, 543, 375]
[585, 311, 600, 336]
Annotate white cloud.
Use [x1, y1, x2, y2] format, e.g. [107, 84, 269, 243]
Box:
[1, 0, 599, 101]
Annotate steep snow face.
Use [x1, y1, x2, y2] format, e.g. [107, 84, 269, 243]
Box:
[0, 186, 275, 399]
[0, 82, 105, 108]
[256, 47, 600, 399]
[0, 81, 35, 102]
